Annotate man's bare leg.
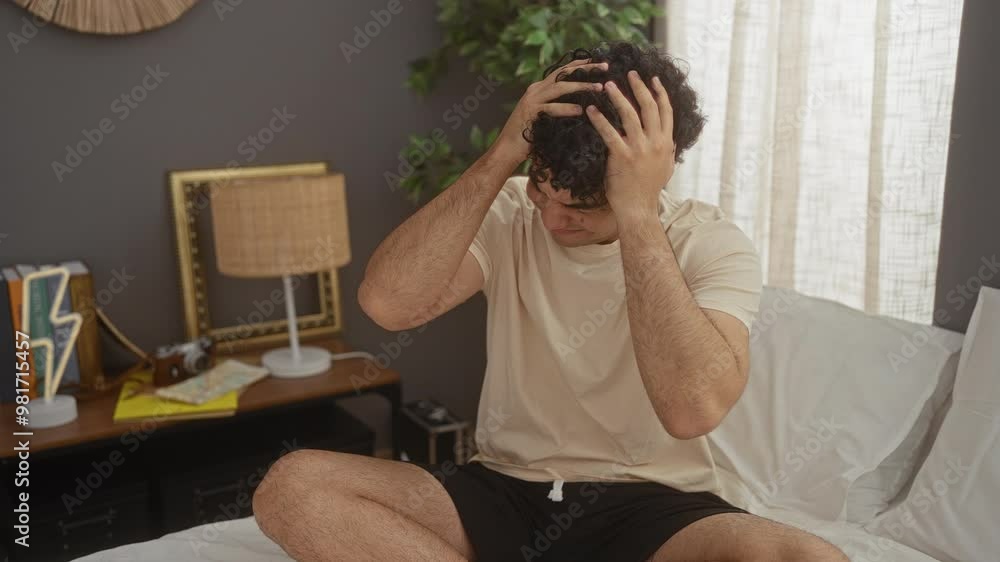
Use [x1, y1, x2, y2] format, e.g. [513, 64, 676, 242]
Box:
[647, 512, 849, 562]
[252, 449, 475, 562]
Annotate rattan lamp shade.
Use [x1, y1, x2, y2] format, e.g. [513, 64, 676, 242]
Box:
[210, 174, 351, 278]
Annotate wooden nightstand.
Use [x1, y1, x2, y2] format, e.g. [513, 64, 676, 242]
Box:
[0, 337, 402, 562]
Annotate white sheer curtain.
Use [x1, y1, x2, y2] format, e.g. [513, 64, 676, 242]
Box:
[659, 0, 964, 323]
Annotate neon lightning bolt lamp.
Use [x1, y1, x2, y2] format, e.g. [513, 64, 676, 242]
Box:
[21, 267, 83, 428]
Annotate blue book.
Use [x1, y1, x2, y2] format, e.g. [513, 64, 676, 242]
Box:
[42, 265, 81, 392]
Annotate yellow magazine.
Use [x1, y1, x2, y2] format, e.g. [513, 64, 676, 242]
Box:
[113, 371, 238, 423]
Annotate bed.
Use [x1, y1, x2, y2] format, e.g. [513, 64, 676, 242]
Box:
[76, 506, 937, 562]
[78, 287, 1000, 562]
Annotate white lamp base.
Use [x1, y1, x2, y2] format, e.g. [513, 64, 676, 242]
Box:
[262, 346, 332, 378]
[29, 395, 79, 428]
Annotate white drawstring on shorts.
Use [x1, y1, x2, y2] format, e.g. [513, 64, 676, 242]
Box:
[545, 468, 564, 502]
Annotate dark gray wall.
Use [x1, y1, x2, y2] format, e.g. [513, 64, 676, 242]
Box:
[933, 0, 1000, 333]
[0, 1, 513, 452]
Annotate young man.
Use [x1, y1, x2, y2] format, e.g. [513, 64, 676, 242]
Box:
[253, 42, 848, 562]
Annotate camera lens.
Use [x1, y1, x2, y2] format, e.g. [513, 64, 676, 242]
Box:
[193, 354, 210, 372]
[183, 349, 209, 374]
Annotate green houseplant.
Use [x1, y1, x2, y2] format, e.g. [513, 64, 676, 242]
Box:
[390, 0, 662, 202]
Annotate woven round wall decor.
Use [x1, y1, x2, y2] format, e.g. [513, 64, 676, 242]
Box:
[13, 0, 201, 35]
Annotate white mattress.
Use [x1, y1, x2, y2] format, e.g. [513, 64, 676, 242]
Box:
[76, 508, 939, 562]
[75, 516, 288, 562]
[750, 506, 941, 562]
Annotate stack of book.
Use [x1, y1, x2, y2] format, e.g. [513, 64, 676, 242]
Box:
[0, 261, 104, 402]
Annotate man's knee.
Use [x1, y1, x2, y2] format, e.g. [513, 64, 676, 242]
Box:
[253, 449, 325, 532]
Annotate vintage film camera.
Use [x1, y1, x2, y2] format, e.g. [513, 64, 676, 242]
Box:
[152, 335, 214, 386]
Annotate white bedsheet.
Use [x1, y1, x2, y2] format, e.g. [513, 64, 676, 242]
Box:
[77, 509, 939, 562]
[750, 506, 941, 562]
[75, 516, 288, 562]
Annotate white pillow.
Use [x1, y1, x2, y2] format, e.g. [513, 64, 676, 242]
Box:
[867, 287, 1000, 562]
[844, 327, 963, 523]
[709, 286, 963, 521]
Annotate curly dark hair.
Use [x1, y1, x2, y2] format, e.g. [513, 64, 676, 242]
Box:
[525, 41, 706, 207]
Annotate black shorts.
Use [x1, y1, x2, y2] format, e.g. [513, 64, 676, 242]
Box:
[413, 460, 746, 562]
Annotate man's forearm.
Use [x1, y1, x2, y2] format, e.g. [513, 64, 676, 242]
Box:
[359, 142, 521, 325]
[616, 210, 740, 438]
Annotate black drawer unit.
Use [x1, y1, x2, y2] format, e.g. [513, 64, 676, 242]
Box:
[30, 483, 151, 562]
[2, 399, 375, 561]
[155, 401, 374, 533]
[3, 445, 152, 562]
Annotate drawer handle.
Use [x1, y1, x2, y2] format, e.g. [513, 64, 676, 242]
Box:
[59, 508, 116, 533]
[194, 481, 243, 498]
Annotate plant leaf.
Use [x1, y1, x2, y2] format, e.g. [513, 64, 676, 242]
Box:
[539, 40, 554, 64]
[440, 172, 462, 190]
[528, 9, 551, 29]
[470, 125, 484, 150]
[485, 127, 501, 147]
[459, 41, 480, 56]
[525, 29, 547, 46]
[623, 6, 645, 25]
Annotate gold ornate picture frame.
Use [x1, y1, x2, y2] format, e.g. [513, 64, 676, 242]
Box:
[168, 162, 343, 353]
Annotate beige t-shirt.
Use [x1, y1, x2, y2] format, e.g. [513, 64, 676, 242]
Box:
[467, 176, 762, 496]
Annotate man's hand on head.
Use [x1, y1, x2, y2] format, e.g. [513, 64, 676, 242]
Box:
[586, 71, 676, 222]
[496, 58, 606, 162]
